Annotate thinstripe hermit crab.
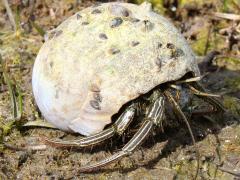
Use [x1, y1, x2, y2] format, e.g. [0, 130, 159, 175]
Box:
[32, 2, 224, 172]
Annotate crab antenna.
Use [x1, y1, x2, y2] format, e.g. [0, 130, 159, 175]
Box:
[164, 90, 200, 180]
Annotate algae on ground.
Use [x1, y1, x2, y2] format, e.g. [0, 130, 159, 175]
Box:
[223, 96, 240, 117]
[217, 57, 240, 71]
[226, 76, 240, 91]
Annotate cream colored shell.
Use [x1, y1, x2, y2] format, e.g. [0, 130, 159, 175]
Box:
[32, 2, 200, 136]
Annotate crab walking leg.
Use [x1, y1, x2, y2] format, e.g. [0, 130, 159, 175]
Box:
[164, 90, 196, 146]
[43, 104, 137, 148]
[187, 84, 221, 98]
[164, 90, 200, 180]
[191, 82, 225, 112]
[78, 96, 165, 172]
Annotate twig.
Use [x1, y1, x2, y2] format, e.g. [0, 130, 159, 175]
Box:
[3, 142, 47, 151]
[204, 25, 212, 55]
[2, 0, 16, 31]
[212, 12, 240, 21]
[218, 167, 240, 177]
[0, 54, 22, 120]
[30, 20, 46, 37]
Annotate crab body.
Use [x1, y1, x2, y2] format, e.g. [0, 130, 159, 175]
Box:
[32, 2, 200, 136]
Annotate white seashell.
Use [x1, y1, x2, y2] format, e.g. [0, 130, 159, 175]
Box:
[32, 2, 200, 136]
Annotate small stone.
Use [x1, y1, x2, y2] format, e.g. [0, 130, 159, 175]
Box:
[91, 9, 101, 14]
[110, 17, 123, 28]
[99, 33, 108, 40]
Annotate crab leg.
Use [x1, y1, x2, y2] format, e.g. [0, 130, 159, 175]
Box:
[187, 84, 221, 98]
[164, 90, 196, 145]
[43, 104, 137, 148]
[78, 95, 165, 172]
[169, 81, 225, 113]
[191, 82, 225, 112]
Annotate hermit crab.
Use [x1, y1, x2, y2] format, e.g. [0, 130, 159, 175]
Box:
[32, 2, 224, 172]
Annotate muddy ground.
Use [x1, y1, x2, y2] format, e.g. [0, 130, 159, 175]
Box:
[0, 0, 240, 179]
